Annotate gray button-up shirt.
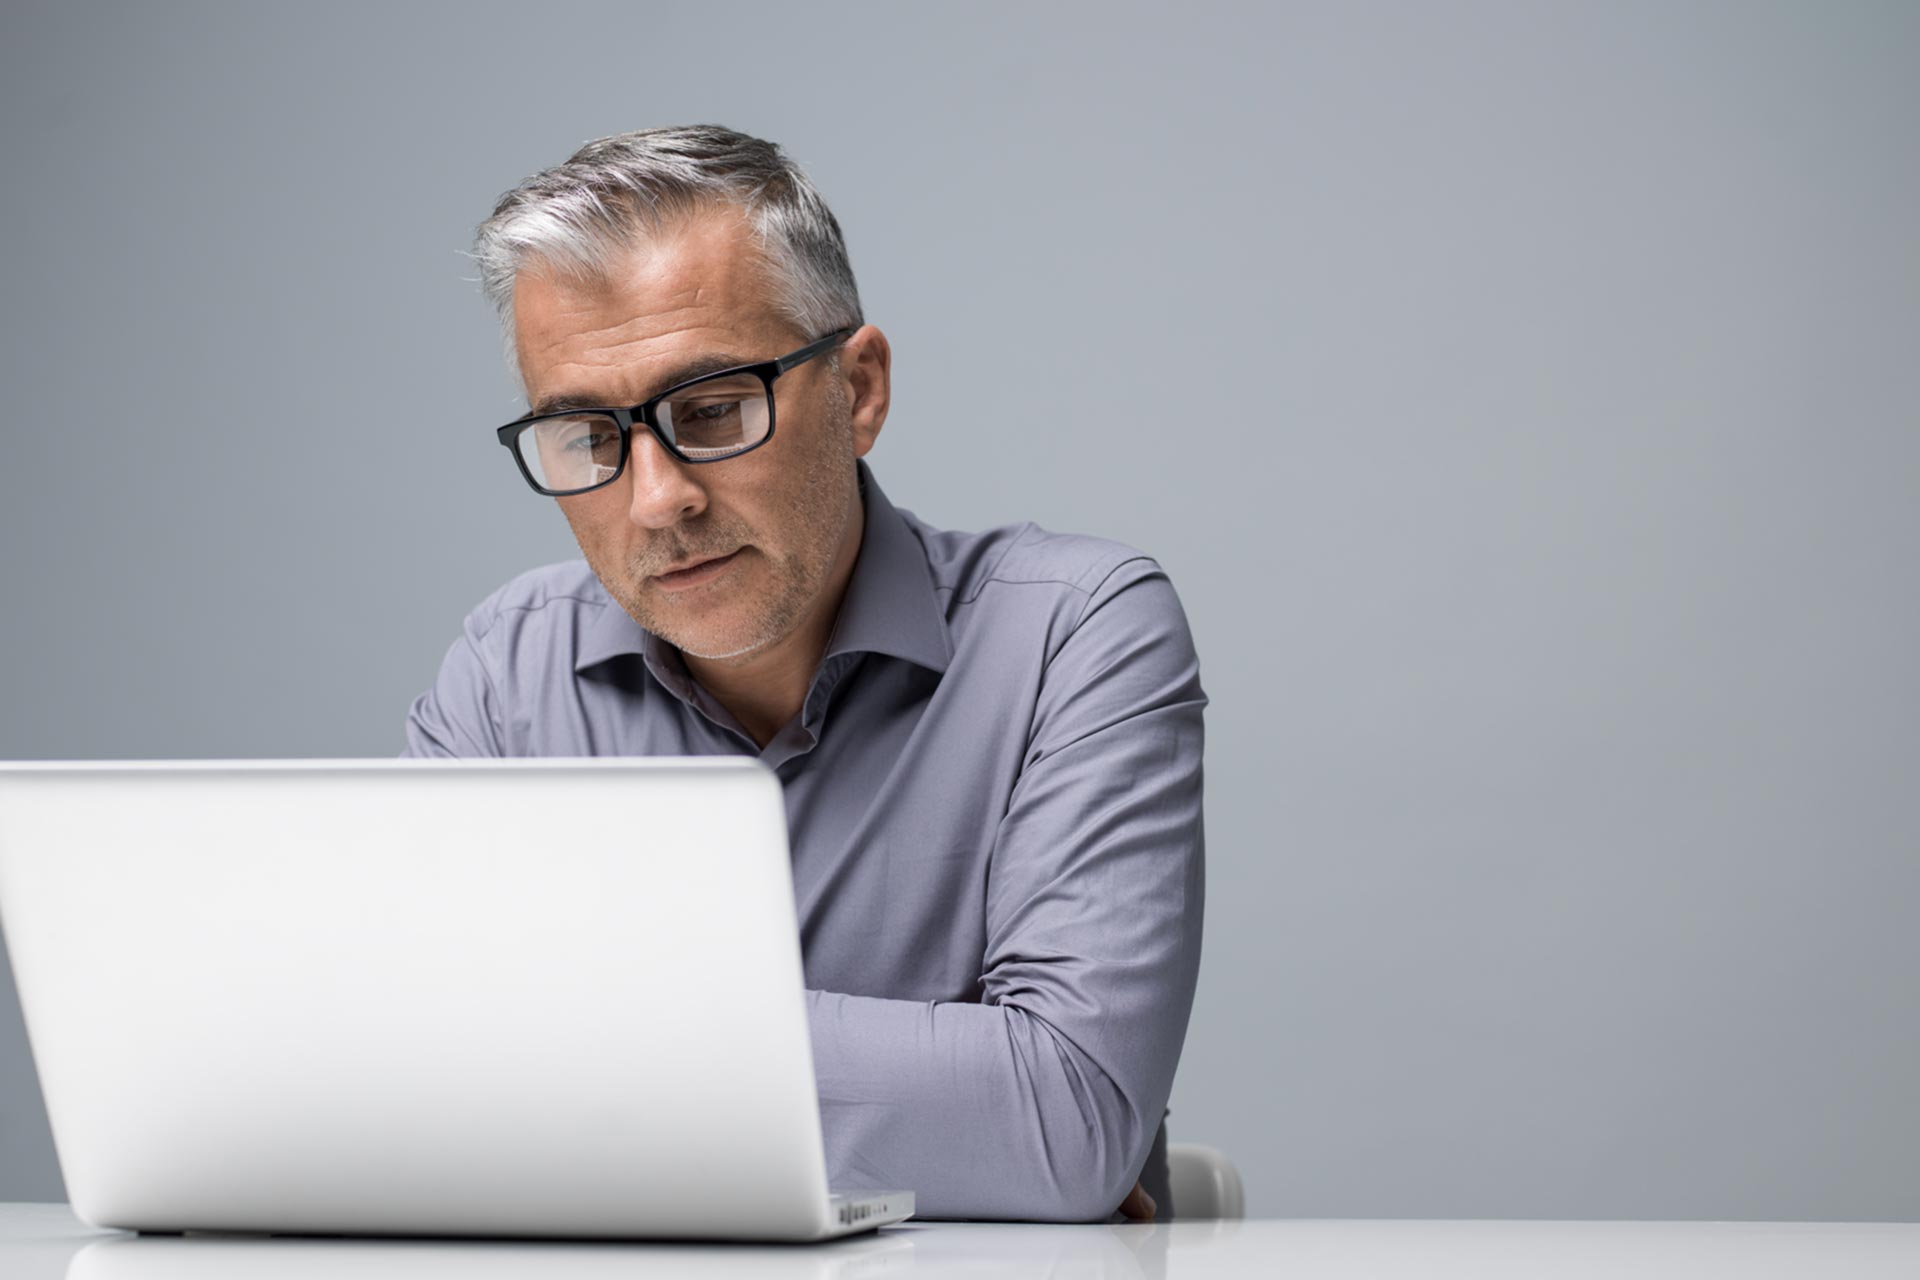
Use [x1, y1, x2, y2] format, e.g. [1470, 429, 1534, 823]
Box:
[403, 462, 1206, 1221]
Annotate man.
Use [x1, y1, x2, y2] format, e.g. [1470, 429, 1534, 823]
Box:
[405, 125, 1205, 1223]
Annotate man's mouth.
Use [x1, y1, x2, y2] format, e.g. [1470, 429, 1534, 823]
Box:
[651, 548, 743, 588]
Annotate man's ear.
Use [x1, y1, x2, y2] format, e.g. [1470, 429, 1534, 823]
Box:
[842, 325, 891, 458]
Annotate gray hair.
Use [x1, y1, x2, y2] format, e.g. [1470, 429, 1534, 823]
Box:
[473, 125, 864, 357]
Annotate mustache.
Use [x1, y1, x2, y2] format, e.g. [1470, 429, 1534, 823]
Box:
[628, 524, 752, 578]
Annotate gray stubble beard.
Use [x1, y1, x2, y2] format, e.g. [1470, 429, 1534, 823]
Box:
[613, 378, 859, 665]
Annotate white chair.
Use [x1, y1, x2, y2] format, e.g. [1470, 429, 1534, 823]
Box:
[1167, 1142, 1245, 1219]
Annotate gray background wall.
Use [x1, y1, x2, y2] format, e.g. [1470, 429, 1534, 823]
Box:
[2, 0, 1916, 1220]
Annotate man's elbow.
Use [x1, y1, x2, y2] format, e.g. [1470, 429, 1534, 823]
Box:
[1036, 1177, 1137, 1224]
[920, 1109, 1144, 1222]
[977, 1010, 1161, 1222]
[989, 1111, 1148, 1223]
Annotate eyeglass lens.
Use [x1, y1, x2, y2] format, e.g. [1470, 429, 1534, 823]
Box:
[518, 414, 623, 494]
[513, 374, 773, 493]
[657, 373, 772, 460]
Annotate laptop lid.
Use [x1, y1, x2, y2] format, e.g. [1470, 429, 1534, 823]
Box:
[0, 757, 840, 1241]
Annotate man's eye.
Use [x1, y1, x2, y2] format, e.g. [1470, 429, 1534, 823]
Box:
[564, 431, 617, 452]
[682, 400, 741, 424]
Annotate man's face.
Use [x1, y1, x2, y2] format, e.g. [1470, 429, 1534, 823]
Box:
[512, 211, 870, 663]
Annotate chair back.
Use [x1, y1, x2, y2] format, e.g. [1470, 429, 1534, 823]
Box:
[1166, 1142, 1245, 1219]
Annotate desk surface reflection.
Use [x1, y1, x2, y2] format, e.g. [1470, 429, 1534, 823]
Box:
[5, 1202, 1919, 1280]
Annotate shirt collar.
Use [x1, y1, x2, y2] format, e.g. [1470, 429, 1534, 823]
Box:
[574, 460, 952, 681]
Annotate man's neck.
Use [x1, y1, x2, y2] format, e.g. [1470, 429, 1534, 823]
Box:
[681, 494, 867, 750]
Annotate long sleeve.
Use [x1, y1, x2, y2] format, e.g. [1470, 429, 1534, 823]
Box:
[402, 621, 507, 758]
[806, 558, 1207, 1221]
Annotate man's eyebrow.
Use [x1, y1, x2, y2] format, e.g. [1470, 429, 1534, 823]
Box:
[528, 352, 758, 417]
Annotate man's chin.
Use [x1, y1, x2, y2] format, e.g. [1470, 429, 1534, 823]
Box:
[631, 600, 772, 663]
[603, 550, 800, 663]
[676, 635, 773, 663]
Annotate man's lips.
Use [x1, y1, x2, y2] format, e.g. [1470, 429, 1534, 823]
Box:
[651, 548, 743, 585]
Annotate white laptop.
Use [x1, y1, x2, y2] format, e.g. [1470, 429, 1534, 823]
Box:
[0, 757, 913, 1242]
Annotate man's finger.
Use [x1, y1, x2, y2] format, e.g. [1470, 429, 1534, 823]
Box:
[1118, 1179, 1158, 1221]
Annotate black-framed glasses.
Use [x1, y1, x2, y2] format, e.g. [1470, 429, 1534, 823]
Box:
[495, 327, 856, 496]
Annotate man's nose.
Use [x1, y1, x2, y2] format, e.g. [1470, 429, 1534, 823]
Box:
[625, 430, 708, 529]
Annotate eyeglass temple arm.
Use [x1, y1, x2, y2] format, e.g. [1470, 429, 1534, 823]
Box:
[774, 327, 857, 372]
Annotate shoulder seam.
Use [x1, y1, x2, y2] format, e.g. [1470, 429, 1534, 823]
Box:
[1068, 554, 1162, 634]
[950, 521, 1040, 604]
[469, 591, 610, 646]
[962, 549, 1154, 611]
[952, 523, 1148, 604]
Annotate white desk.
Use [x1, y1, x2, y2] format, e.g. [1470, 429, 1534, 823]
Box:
[3, 1202, 1918, 1278]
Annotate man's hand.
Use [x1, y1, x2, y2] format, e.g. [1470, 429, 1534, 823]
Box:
[1118, 1179, 1158, 1221]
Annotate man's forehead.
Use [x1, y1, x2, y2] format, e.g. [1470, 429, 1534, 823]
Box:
[512, 211, 792, 405]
